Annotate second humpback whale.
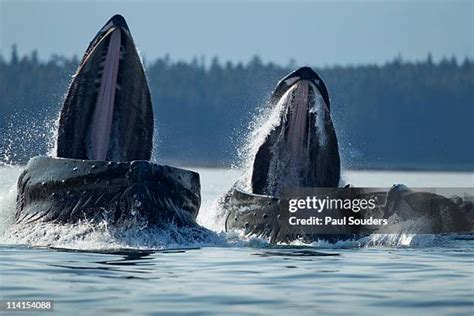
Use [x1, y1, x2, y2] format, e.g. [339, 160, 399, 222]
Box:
[221, 68, 473, 242]
[220, 67, 346, 241]
[14, 15, 201, 228]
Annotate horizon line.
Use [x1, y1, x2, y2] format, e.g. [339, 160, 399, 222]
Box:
[1, 45, 473, 69]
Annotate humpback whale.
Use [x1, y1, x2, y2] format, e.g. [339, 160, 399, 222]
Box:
[221, 68, 473, 242]
[221, 67, 344, 241]
[15, 15, 201, 227]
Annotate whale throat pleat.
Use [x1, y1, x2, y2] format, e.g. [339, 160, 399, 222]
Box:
[88, 29, 121, 160]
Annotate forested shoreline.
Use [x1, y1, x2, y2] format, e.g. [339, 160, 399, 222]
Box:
[1, 47, 473, 170]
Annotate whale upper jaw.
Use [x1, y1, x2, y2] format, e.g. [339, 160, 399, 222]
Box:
[56, 14, 154, 162]
[270, 66, 331, 112]
[250, 67, 340, 197]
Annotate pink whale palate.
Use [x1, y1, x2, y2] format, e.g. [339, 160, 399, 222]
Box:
[286, 81, 310, 158]
[89, 28, 121, 160]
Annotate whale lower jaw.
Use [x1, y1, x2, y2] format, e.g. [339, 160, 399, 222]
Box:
[15, 156, 201, 227]
[222, 187, 361, 243]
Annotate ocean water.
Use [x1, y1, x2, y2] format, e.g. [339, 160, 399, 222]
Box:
[0, 165, 473, 315]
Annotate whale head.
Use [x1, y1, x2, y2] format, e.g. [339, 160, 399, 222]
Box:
[14, 15, 204, 229]
[56, 14, 153, 161]
[251, 67, 340, 196]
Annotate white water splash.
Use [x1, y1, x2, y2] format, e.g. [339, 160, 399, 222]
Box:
[0, 165, 22, 236]
[0, 113, 57, 164]
[196, 168, 243, 231]
[1, 220, 227, 250]
[234, 90, 287, 191]
[47, 115, 60, 157]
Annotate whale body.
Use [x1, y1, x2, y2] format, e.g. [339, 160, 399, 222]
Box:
[221, 68, 473, 242]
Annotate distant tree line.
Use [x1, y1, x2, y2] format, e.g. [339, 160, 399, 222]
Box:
[1, 45, 473, 170]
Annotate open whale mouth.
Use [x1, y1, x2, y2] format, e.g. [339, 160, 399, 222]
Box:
[251, 67, 340, 196]
[14, 15, 203, 229]
[56, 14, 153, 162]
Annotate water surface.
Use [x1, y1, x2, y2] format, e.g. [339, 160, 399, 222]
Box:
[0, 166, 473, 315]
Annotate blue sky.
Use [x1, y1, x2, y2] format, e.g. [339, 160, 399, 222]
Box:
[1, 0, 472, 66]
